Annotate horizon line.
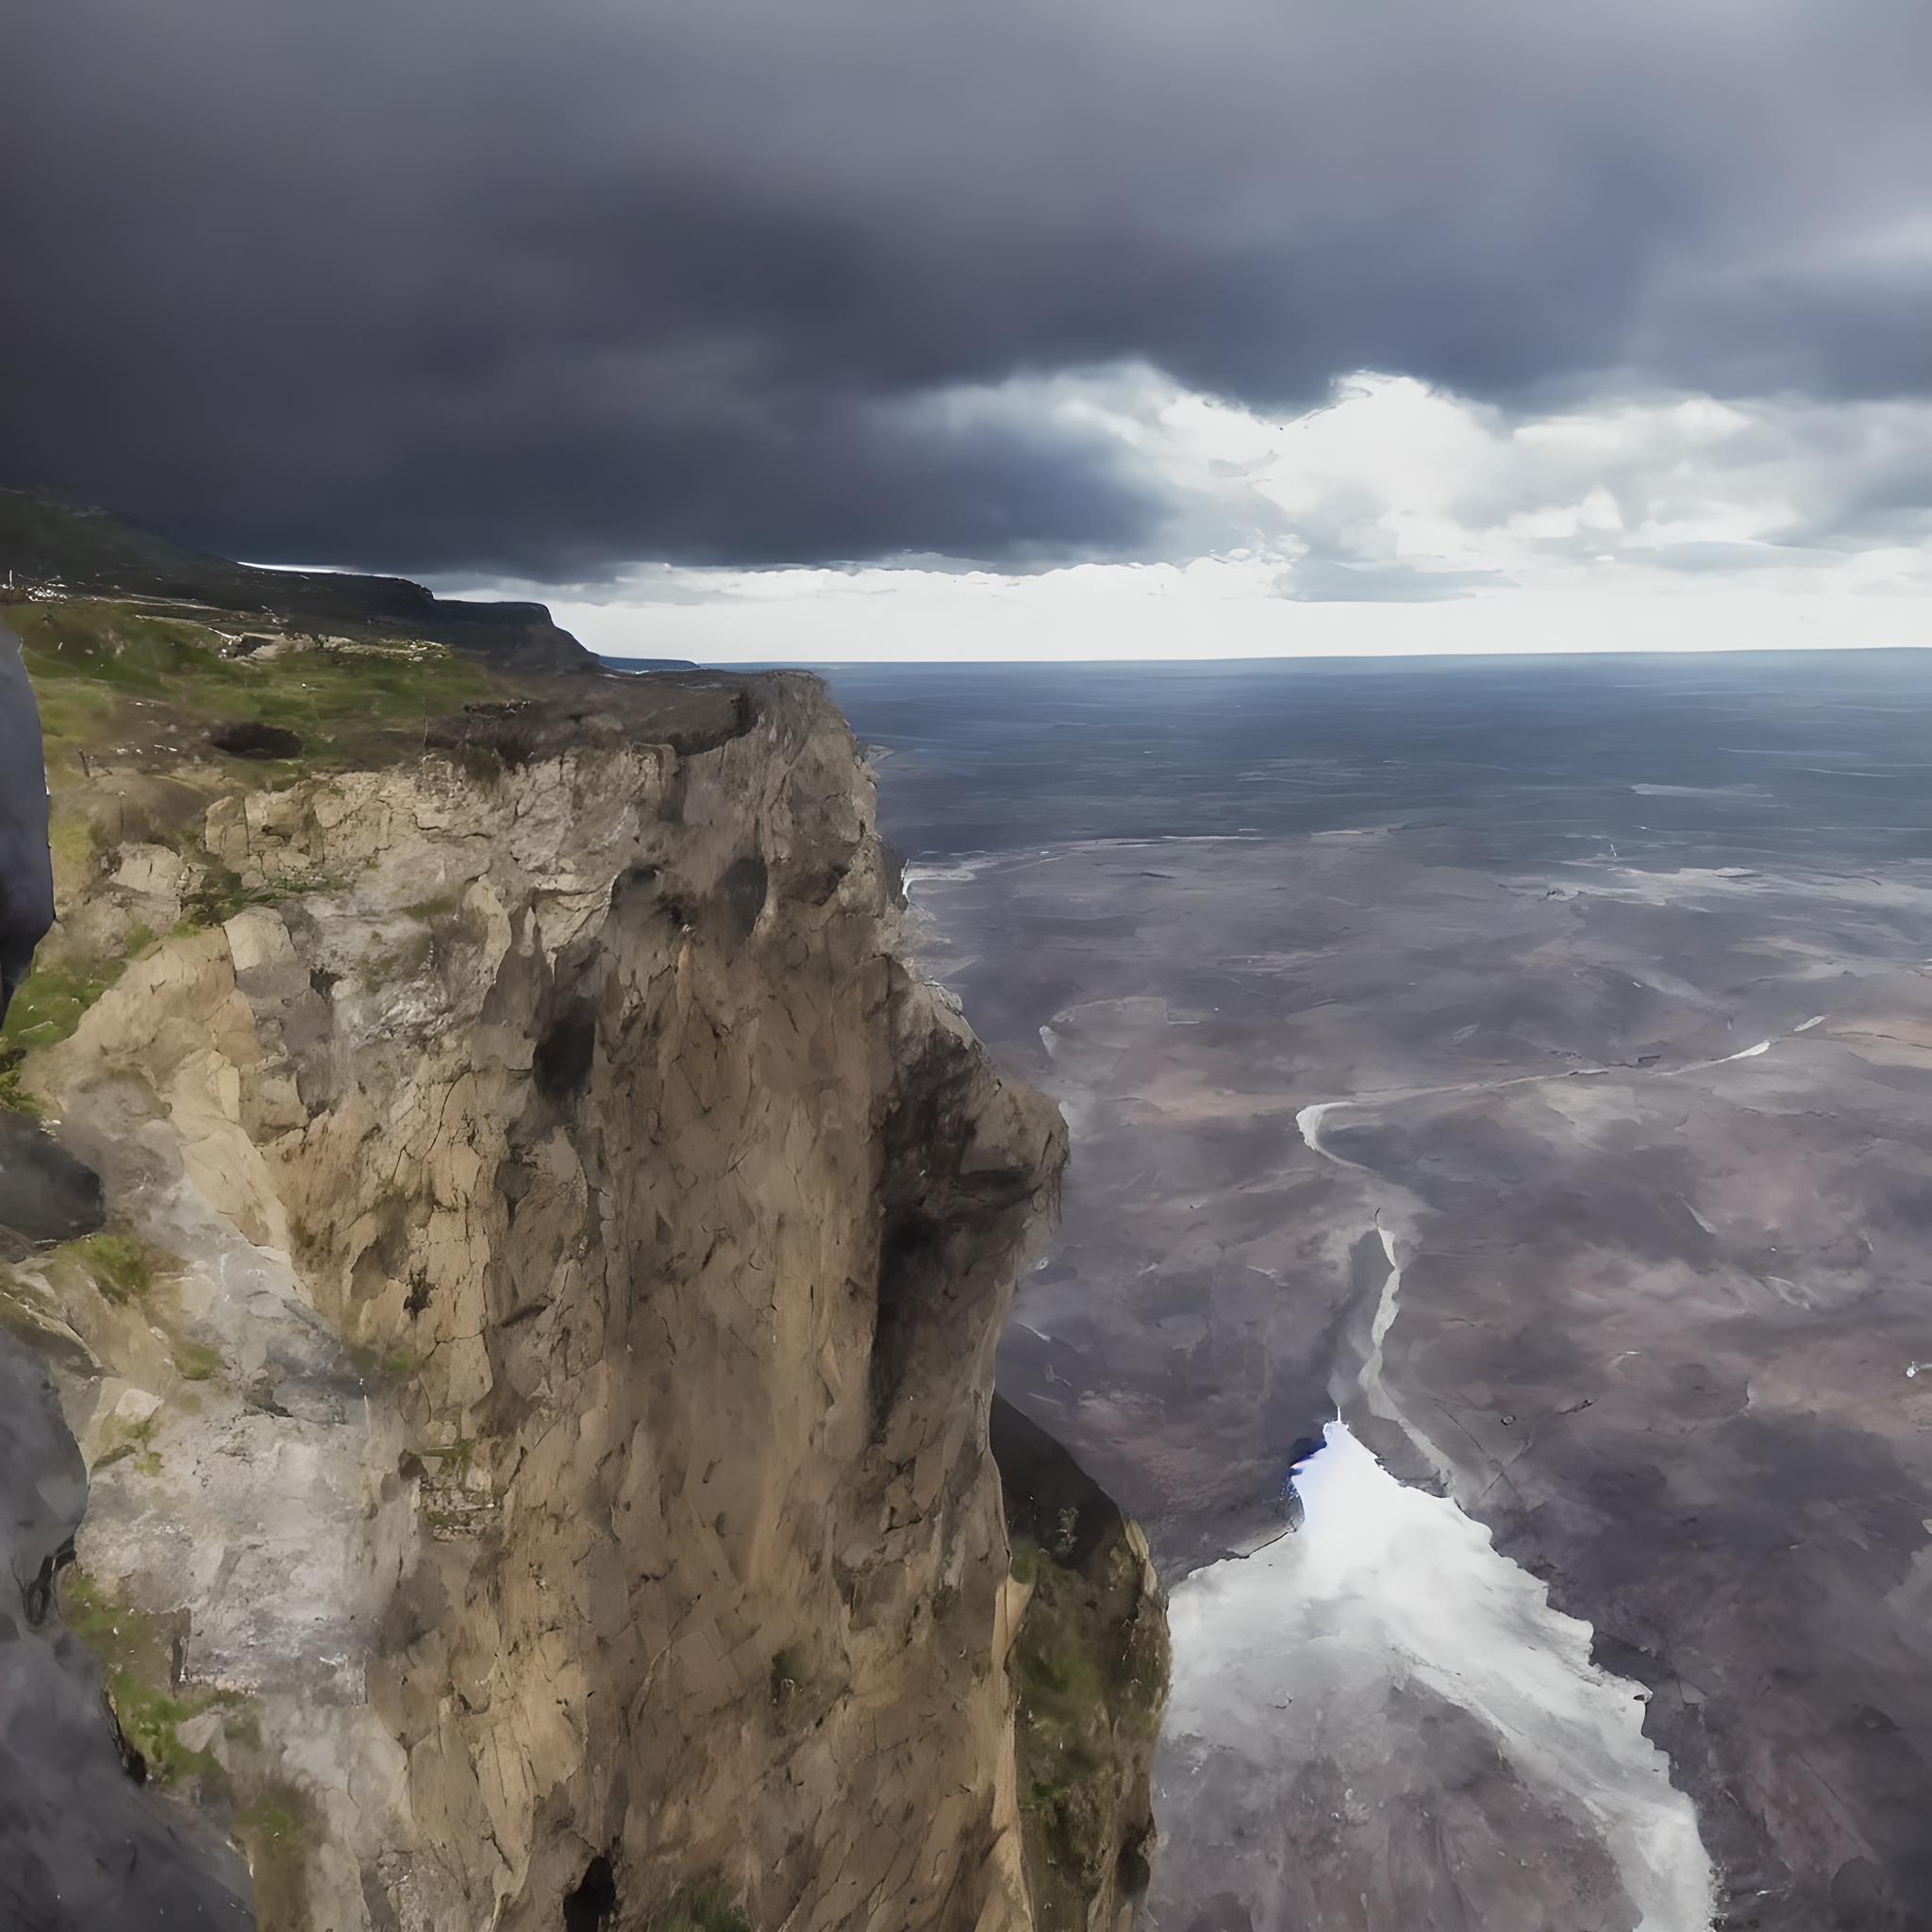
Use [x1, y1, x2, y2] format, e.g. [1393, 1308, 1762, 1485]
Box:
[599, 642, 1932, 669]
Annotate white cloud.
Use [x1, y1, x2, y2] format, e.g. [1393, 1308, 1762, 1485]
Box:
[455, 370, 1932, 660]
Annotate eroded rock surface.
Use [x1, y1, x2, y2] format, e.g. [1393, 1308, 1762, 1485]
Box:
[994, 1398, 1167, 1932]
[8, 669, 1108, 1930]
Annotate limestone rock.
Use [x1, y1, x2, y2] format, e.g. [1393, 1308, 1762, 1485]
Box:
[12, 671, 1148, 1932]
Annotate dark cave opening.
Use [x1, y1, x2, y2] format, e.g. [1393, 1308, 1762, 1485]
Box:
[562, 1854, 617, 1932]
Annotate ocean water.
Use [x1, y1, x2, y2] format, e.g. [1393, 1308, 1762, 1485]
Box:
[825, 652, 1932, 869]
[824, 652, 1932, 1932]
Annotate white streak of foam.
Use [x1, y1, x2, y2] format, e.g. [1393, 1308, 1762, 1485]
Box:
[1166, 1423, 1716, 1931]
[1295, 1100, 1370, 1173]
[899, 853, 1007, 898]
[1357, 1224, 1455, 1490]
[1669, 1036, 1774, 1077]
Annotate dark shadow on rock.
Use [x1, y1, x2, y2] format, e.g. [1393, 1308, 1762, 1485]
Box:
[0, 1335, 256, 1927]
[0, 1112, 106, 1250]
[561, 1855, 617, 1932]
[992, 1391, 1129, 1577]
[719, 856, 768, 941]
[533, 998, 597, 1104]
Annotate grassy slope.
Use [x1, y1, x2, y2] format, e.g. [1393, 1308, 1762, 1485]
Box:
[0, 491, 230, 590]
[8, 595, 507, 781]
[0, 490, 592, 670]
[0, 593, 516, 1109]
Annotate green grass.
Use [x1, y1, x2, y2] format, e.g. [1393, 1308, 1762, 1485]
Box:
[66, 1230, 166, 1305]
[1, 591, 520, 1118]
[0, 490, 248, 591]
[0, 1062, 42, 1116]
[60, 1560, 312, 1929]
[234, 1780, 317, 1932]
[656, 1885, 752, 1932]
[402, 892, 458, 922]
[1010, 1531, 1170, 1924]
[0, 923, 157, 1110]
[59, 1570, 241, 1782]
[9, 595, 507, 781]
[173, 1339, 225, 1382]
[0, 926, 150, 1053]
[94, 1411, 163, 1476]
[177, 860, 263, 930]
[175, 857, 341, 932]
[47, 804, 111, 890]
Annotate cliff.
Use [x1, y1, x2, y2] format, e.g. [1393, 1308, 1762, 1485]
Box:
[992, 1399, 1167, 1932]
[0, 491, 594, 672]
[0, 604, 1166, 1932]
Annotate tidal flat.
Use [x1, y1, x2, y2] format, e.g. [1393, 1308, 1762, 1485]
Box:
[837, 653, 1932, 1932]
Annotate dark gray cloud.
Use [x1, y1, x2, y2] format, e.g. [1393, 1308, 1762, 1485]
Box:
[4, 0, 1930, 575]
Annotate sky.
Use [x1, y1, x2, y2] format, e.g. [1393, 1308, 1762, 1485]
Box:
[6, 0, 1931, 660]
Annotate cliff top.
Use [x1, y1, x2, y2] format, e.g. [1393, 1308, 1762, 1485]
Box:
[1, 593, 803, 1117]
[6, 594, 778, 788]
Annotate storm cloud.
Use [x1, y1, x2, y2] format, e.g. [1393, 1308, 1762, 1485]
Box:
[5, 0, 1931, 576]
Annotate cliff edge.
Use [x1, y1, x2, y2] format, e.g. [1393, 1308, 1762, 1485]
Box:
[0, 603, 1165, 1932]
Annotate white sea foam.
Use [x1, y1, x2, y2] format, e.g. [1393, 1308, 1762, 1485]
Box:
[1294, 1099, 1371, 1171]
[1164, 1423, 1716, 1931]
[899, 852, 1006, 895]
[1357, 1224, 1455, 1488]
[1629, 782, 1770, 799]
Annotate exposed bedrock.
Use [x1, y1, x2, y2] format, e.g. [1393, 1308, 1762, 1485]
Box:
[0, 666, 1162, 1930]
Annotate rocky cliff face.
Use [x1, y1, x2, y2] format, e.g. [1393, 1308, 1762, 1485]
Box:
[992, 1400, 1167, 1932]
[0, 654, 1160, 1931]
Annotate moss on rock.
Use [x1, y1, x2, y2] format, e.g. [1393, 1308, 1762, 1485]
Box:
[59, 1567, 317, 1929]
[995, 1396, 1170, 1931]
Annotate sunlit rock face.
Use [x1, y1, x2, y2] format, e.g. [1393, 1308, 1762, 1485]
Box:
[2, 611, 257, 1929]
[6, 668, 1085, 1932]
